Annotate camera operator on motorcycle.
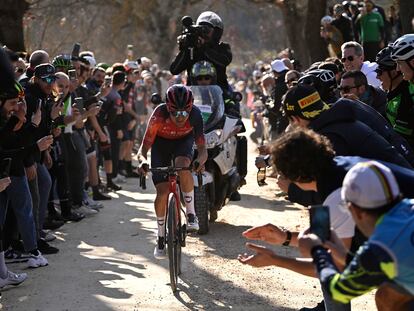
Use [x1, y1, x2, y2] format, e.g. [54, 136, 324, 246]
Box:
[137, 85, 207, 259]
[191, 60, 246, 201]
[170, 11, 232, 94]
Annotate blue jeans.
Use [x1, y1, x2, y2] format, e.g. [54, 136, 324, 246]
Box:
[36, 163, 51, 234]
[5, 176, 37, 252]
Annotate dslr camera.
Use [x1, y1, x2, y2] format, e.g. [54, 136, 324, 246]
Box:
[177, 16, 211, 49]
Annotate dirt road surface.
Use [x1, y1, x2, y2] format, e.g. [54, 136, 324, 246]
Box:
[2, 123, 375, 311]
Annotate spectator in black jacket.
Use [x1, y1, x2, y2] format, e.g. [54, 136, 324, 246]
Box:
[339, 70, 387, 116]
[279, 84, 411, 207]
[24, 64, 64, 255]
[331, 4, 354, 42]
[170, 11, 232, 93]
[0, 50, 53, 267]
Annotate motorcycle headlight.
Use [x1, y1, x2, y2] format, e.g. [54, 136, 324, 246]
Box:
[205, 129, 222, 148]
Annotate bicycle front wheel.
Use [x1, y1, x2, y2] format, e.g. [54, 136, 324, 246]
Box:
[167, 194, 180, 292]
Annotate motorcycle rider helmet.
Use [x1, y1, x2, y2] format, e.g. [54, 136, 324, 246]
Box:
[391, 34, 414, 61]
[298, 69, 337, 102]
[376, 45, 397, 70]
[196, 11, 223, 43]
[166, 84, 193, 113]
[52, 54, 72, 72]
[191, 61, 217, 84]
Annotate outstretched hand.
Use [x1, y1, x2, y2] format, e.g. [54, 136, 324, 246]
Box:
[242, 223, 287, 245]
[237, 243, 276, 268]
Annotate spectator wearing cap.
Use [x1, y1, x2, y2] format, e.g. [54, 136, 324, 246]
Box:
[331, 4, 355, 42]
[18, 50, 49, 88]
[339, 69, 387, 116]
[24, 63, 65, 254]
[299, 160, 414, 310]
[340, 41, 381, 88]
[268, 59, 289, 137]
[282, 84, 411, 173]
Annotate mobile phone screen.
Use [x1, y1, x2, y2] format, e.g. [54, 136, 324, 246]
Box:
[74, 97, 84, 112]
[309, 205, 330, 242]
[0, 158, 12, 178]
[68, 69, 77, 81]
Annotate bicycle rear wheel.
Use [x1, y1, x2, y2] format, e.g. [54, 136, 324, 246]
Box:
[167, 194, 180, 292]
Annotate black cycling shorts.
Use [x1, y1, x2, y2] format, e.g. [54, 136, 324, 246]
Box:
[151, 134, 194, 185]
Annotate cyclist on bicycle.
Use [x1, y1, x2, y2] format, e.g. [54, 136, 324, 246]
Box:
[138, 84, 207, 259]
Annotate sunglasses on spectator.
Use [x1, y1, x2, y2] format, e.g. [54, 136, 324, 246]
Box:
[171, 110, 189, 118]
[338, 84, 361, 93]
[257, 167, 267, 187]
[15, 67, 25, 74]
[341, 55, 355, 63]
[41, 76, 57, 84]
[196, 75, 212, 81]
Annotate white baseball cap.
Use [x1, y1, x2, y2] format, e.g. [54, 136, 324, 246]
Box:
[271, 59, 289, 73]
[83, 55, 96, 68]
[341, 161, 400, 209]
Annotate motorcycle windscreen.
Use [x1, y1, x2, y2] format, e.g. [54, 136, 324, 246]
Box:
[191, 85, 224, 132]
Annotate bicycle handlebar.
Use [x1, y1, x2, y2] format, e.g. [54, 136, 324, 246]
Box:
[138, 165, 203, 189]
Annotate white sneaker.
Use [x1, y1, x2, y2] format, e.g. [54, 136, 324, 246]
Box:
[0, 270, 28, 288]
[83, 197, 103, 210]
[73, 205, 98, 216]
[153, 237, 167, 259]
[28, 252, 48, 268]
[187, 214, 199, 232]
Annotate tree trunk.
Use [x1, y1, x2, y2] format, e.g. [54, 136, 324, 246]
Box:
[399, 0, 414, 34]
[0, 0, 29, 51]
[277, 0, 310, 67]
[304, 0, 328, 64]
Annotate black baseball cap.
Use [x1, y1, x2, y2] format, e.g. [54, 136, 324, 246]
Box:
[34, 63, 56, 79]
[283, 84, 329, 120]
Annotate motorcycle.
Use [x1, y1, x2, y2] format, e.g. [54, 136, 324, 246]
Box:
[190, 85, 246, 234]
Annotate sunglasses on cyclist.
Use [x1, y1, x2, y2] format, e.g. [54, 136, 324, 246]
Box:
[257, 167, 267, 187]
[196, 75, 212, 81]
[375, 67, 390, 76]
[341, 55, 355, 63]
[337, 84, 361, 93]
[171, 110, 189, 118]
[41, 76, 57, 84]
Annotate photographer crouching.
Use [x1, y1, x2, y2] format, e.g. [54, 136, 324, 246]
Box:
[170, 11, 232, 93]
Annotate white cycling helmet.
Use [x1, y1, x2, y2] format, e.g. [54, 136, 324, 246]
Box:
[321, 15, 333, 25]
[391, 34, 414, 61]
[196, 11, 223, 30]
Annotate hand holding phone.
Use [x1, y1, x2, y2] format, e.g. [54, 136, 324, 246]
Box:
[71, 43, 81, 60]
[309, 205, 330, 242]
[68, 69, 77, 81]
[73, 97, 85, 113]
